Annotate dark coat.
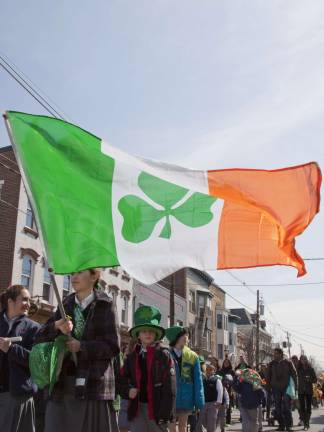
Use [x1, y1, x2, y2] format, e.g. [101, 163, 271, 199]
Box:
[118, 343, 176, 423]
[233, 378, 266, 409]
[268, 358, 298, 392]
[219, 366, 235, 378]
[0, 312, 40, 396]
[297, 365, 317, 395]
[35, 290, 119, 400]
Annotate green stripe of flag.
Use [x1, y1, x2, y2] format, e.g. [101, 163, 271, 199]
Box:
[7, 112, 118, 273]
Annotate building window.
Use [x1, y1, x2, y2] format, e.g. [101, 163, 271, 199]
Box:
[111, 290, 117, 305]
[198, 295, 205, 308]
[21, 256, 34, 289]
[42, 267, 51, 301]
[63, 275, 71, 299]
[218, 343, 223, 359]
[217, 314, 223, 329]
[229, 332, 233, 346]
[121, 296, 128, 325]
[225, 315, 228, 330]
[189, 290, 196, 313]
[177, 320, 183, 326]
[26, 200, 34, 229]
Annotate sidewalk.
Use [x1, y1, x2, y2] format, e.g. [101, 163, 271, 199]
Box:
[226, 406, 324, 431]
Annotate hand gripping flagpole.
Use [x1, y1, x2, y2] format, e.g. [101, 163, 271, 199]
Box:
[49, 269, 77, 366]
[3, 113, 77, 365]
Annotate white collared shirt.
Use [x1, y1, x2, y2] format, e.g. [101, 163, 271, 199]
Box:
[173, 348, 182, 358]
[75, 292, 95, 311]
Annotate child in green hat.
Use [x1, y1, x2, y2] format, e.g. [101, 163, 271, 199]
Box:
[165, 326, 205, 432]
[118, 306, 176, 431]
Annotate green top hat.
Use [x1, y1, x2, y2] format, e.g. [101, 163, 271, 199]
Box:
[165, 325, 187, 345]
[129, 305, 165, 341]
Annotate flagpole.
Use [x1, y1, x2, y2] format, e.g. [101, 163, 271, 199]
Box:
[3, 112, 77, 365]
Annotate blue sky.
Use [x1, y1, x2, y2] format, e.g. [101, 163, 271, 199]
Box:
[1, 1, 324, 365]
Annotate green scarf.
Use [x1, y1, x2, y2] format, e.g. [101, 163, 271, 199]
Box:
[73, 304, 86, 340]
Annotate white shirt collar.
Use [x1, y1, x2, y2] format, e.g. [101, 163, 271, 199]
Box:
[75, 292, 95, 311]
[173, 348, 182, 357]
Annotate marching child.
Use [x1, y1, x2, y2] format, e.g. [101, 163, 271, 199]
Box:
[119, 306, 176, 432]
[165, 326, 205, 432]
[233, 369, 266, 432]
[196, 363, 223, 432]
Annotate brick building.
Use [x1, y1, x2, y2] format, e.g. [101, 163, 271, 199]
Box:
[0, 146, 21, 290]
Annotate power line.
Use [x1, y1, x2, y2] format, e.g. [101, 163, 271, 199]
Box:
[225, 291, 255, 313]
[223, 270, 324, 287]
[224, 270, 324, 352]
[226, 270, 257, 295]
[0, 51, 72, 121]
[0, 159, 21, 176]
[0, 197, 28, 215]
[220, 281, 324, 287]
[304, 258, 324, 261]
[0, 151, 19, 168]
[0, 56, 63, 119]
[290, 334, 324, 350]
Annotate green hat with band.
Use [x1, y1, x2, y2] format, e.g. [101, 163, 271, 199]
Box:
[129, 305, 165, 340]
[165, 325, 187, 345]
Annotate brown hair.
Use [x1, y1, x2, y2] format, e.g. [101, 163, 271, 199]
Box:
[88, 268, 102, 289]
[0, 285, 26, 311]
[222, 358, 233, 370]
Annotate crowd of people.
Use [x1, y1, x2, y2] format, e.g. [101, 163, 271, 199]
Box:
[0, 268, 323, 432]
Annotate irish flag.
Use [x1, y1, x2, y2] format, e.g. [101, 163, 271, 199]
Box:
[5, 112, 321, 284]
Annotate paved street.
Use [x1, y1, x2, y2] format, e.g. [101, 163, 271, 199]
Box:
[226, 407, 324, 432]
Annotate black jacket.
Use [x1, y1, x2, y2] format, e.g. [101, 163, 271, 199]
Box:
[0, 312, 40, 396]
[297, 365, 317, 395]
[35, 291, 119, 400]
[118, 343, 176, 423]
[268, 358, 298, 392]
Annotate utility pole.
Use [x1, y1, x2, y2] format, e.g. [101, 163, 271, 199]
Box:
[169, 273, 175, 326]
[287, 332, 291, 358]
[256, 289, 260, 369]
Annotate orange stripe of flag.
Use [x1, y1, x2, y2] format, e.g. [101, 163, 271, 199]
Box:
[207, 162, 321, 276]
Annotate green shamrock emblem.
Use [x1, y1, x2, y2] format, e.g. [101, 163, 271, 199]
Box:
[118, 172, 217, 244]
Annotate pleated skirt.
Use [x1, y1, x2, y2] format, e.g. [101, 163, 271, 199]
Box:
[44, 378, 119, 432]
[0, 392, 35, 432]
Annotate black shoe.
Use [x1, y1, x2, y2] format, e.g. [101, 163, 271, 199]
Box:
[276, 428, 285, 431]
